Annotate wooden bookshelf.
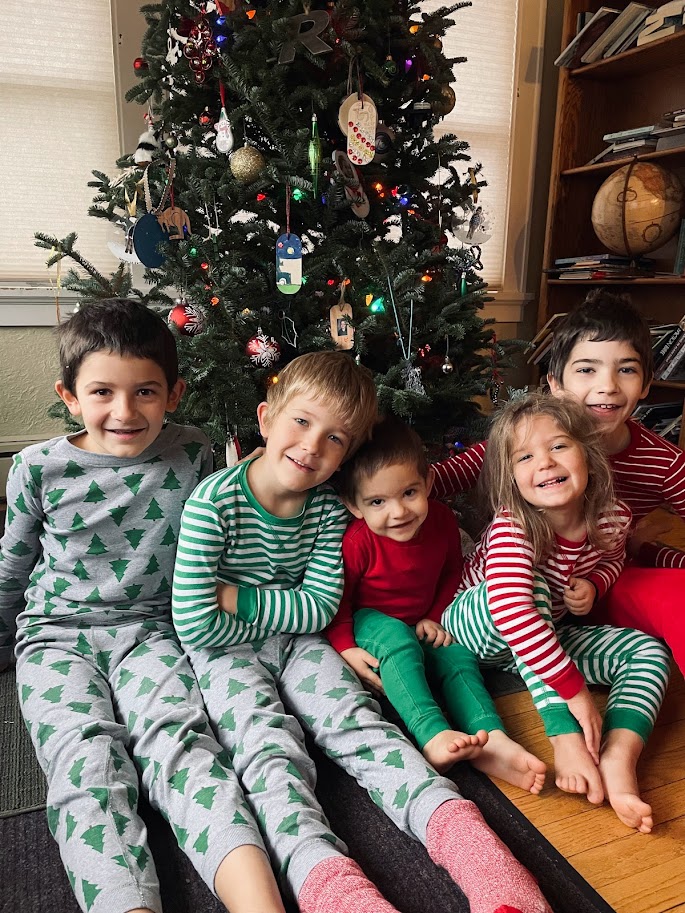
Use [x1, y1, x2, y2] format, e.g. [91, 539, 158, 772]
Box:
[539, 0, 685, 449]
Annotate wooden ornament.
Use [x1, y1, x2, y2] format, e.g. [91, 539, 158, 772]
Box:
[276, 233, 303, 294]
[346, 97, 377, 166]
[158, 206, 191, 240]
[338, 92, 376, 134]
[329, 285, 354, 350]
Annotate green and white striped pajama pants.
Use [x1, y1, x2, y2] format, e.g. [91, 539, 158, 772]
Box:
[442, 575, 671, 742]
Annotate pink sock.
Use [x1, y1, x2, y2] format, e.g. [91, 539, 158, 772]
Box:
[426, 800, 552, 913]
[298, 855, 400, 913]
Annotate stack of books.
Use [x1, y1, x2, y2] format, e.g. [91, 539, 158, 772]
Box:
[653, 316, 685, 381]
[581, 2, 652, 61]
[546, 254, 656, 280]
[632, 400, 683, 442]
[636, 1, 685, 46]
[587, 125, 658, 165]
[653, 108, 685, 150]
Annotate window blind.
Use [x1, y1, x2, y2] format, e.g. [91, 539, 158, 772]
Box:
[0, 1, 120, 282]
[423, 0, 519, 287]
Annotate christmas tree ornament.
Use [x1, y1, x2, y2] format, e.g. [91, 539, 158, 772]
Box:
[408, 100, 432, 126]
[245, 330, 281, 368]
[198, 107, 213, 127]
[183, 14, 218, 83]
[276, 184, 302, 295]
[373, 123, 396, 163]
[338, 92, 376, 135]
[442, 355, 454, 375]
[276, 234, 302, 294]
[133, 57, 148, 71]
[308, 113, 322, 196]
[133, 161, 175, 267]
[164, 134, 178, 150]
[278, 10, 332, 65]
[329, 283, 354, 350]
[403, 361, 426, 395]
[168, 300, 207, 335]
[383, 54, 398, 75]
[133, 114, 159, 166]
[279, 308, 299, 348]
[453, 204, 493, 247]
[230, 145, 266, 183]
[158, 205, 191, 240]
[333, 150, 369, 219]
[432, 84, 456, 117]
[215, 83, 234, 154]
[347, 97, 377, 166]
[225, 428, 242, 468]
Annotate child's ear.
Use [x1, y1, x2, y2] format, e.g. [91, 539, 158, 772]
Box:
[165, 379, 186, 413]
[547, 373, 562, 396]
[342, 497, 364, 520]
[426, 466, 435, 496]
[55, 381, 82, 418]
[256, 401, 270, 440]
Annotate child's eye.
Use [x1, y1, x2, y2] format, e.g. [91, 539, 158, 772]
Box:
[551, 443, 567, 451]
[328, 434, 344, 446]
[370, 498, 384, 507]
[516, 454, 531, 463]
[294, 417, 308, 426]
[404, 488, 416, 497]
[137, 388, 156, 397]
[576, 367, 593, 374]
[619, 366, 637, 374]
[93, 388, 112, 396]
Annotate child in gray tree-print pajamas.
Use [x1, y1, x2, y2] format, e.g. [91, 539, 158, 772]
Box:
[0, 300, 285, 913]
[172, 350, 552, 913]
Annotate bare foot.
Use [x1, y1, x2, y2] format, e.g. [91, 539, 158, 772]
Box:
[423, 729, 488, 773]
[600, 736, 653, 833]
[472, 729, 547, 794]
[550, 732, 604, 804]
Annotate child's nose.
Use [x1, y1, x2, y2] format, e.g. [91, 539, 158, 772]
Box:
[112, 395, 137, 420]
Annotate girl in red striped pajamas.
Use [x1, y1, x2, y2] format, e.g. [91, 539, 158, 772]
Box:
[442, 393, 670, 834]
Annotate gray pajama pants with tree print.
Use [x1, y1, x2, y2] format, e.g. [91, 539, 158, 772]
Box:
[15, 615, 266, 913]
[186, 633, 465, 901]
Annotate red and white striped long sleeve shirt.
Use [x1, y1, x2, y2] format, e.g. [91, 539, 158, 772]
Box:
[431, 441, 487, 500]
[456, 504, 632, 698]
[610, 420, 685, 568]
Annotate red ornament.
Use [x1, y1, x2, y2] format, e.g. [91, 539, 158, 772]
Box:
[245, 332, 281, 368]
[168, 301, 207, 336]
[133, 57, 148, 71]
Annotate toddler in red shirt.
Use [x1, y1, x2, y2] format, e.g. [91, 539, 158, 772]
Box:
[327, 416, 546, 791]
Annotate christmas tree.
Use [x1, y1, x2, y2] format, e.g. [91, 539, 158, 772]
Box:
[36, 0, 503, 461]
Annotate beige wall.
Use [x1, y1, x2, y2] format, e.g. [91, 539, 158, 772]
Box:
[0, 328, 63, 439]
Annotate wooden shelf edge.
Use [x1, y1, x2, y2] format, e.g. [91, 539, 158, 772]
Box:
[652, 380, 685, 391]
[570, 29, 685, 81]
[547, 277, 685, 286]
[562, 146, 685, 177]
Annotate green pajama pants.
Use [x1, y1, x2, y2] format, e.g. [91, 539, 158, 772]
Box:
[443, 577, 671, 742]
[15, 616, 266, 913]
[186, 633, 465, 901]
[353, 608, 504, 747]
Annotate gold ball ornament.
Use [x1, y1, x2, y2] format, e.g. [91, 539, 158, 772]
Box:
[591, 162, 684, 256]
[432, 84, 456, 117]
[230, 145, 266, 183]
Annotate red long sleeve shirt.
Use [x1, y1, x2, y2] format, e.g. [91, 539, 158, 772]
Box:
[326, 500, 463, 654]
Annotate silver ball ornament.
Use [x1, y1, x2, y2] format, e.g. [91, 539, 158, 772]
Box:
[441, 356, 454, 375]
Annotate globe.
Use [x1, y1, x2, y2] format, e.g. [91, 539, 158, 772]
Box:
[591, 162, 684, 256]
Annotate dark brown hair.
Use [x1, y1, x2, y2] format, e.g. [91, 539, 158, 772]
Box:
[56, 299, 179, 393]
[547, 289, 653, 385]
[335, 415, 428, 502]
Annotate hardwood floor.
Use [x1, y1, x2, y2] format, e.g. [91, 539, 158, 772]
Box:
[493, 668, 685, 913]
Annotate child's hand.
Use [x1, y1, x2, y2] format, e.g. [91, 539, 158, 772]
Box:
[415, 618, 453, 648]
[563, 577, 597, 616]
[216, 583, 238, 614]
[626, 514, 671, 559]
[340, 647, 384, 695]
[565, 685, 602, 764]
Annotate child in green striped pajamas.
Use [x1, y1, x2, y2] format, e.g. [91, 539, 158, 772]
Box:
[172, 352, 552, 913]
[442, 392, 671, 834]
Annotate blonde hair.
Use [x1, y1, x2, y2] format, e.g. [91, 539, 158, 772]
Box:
[265, 351, 377, 456]
[481, 392, 619, 561]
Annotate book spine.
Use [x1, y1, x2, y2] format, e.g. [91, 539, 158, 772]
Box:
[653, 326, 684, 370]
[674, 219, 685, 276]
[657, 331, 685, 379]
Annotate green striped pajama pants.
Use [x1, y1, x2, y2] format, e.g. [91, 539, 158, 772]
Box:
[442, 576, 671, 742]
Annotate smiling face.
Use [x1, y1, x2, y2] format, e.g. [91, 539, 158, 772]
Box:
[548, 337, 650, 453]
[255, 394, 352, 502]
[511, 413, 588, 516]
[55, 351, 185, 458]
[346, 461, 433, 542]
